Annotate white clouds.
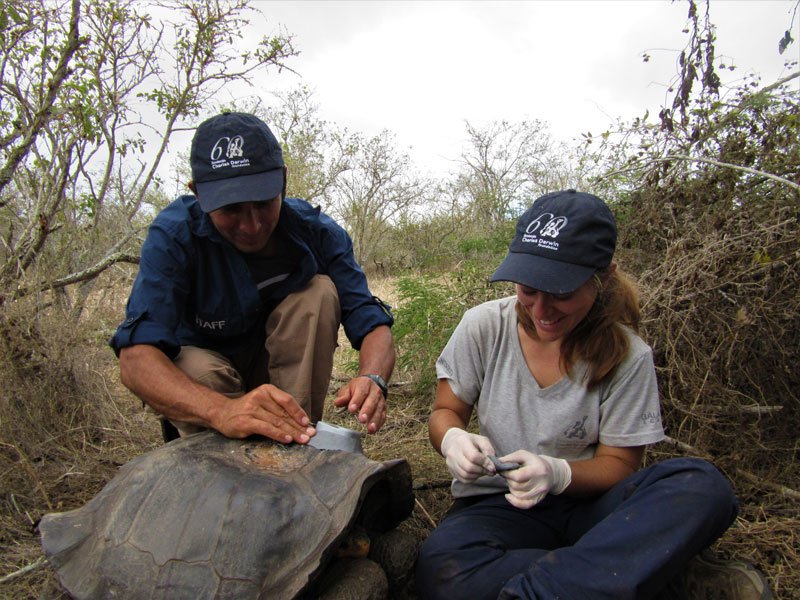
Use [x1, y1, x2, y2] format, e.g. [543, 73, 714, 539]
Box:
[248, 1, 796, 177]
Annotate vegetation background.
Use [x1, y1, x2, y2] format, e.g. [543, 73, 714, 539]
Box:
[0, 0, 798, 597]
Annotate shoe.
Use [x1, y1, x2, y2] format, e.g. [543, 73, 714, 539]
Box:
[685, 551, 773, 600]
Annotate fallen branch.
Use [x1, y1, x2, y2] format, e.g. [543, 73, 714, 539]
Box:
[735, 469, 800, 502]
[693, 404, 783, 417]
[661, 436, 706, 457]
[0, 556, 47, 585]
[660, 436, 800, 500]
[414, 498, 438, 529]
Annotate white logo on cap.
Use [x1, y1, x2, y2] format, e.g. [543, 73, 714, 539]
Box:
[209, 135, 250, 170]
[522, 212, 568, 251]
[541, 216, 567, 238]
[525, 213, 551, 235]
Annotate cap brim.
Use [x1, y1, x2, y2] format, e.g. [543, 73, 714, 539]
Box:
[489, 251, 596, 294]
[195, 168, 284, 213]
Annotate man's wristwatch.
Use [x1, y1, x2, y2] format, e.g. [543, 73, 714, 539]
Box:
[358, 374, 388, 399]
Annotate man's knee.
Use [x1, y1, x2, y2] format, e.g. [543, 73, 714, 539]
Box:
[173, 346, 244, 396]
[277, 274, 340, 316]
[309, 274, 340, 309]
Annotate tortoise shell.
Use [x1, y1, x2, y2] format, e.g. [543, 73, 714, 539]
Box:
[39, 431, 413, 599]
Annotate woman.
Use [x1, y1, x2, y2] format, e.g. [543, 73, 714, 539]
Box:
[415, 190, 749, 600]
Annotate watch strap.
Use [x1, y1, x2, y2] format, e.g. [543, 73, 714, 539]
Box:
[358, 374, 388, 399]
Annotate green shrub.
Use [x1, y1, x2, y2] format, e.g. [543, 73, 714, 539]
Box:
[393, 259, 512, 395]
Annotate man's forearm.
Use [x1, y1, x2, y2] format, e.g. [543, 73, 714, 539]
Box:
[118, 344, 228, 429]
[120, 344, 315, 442]
[357, 325, 395, 381]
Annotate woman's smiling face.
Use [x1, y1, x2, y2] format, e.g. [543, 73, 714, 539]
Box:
[515, 279, 598, 343]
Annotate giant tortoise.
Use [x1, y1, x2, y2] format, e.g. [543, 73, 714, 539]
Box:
[38, 424, 416, 599]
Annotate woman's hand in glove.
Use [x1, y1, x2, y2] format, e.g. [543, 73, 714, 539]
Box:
[498, 450, 572, 509]
[440, 428, 496, 483]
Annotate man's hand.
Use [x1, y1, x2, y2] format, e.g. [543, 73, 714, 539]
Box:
[440, 428, 496, 483]
[333, 376, 387, 434]
[211, 384, 316, 444]
[498, 450, 572, 509]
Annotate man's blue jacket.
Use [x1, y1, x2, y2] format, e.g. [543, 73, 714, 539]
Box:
[110, 195, 393, 359]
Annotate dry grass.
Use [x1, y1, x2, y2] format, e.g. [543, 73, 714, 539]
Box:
[624, 194, 800, 598]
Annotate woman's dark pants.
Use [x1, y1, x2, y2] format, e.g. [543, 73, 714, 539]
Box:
[415, 458, 738, 600]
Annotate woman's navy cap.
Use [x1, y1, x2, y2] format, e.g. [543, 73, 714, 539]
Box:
[490, 190, 617, 294]
[190, 112, 285, 213]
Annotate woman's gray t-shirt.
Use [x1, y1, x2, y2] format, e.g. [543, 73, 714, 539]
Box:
[436, 296, 665, 498]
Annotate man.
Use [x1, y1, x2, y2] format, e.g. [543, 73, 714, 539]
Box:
[110, 111, 395, 445]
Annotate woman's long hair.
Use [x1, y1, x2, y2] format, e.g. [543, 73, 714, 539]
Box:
[515, 265, 641, 390]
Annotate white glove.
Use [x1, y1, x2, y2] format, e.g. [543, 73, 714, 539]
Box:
[499, 450, 572, 509]
[440, 427, 495, 483]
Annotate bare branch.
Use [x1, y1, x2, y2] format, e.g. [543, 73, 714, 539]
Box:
[754, 71, 800, 96]
[0, 0, 86, 200]
[662, 155, 800, 192]
[601, 154, 800, 192]
[10, 251, 140, 301]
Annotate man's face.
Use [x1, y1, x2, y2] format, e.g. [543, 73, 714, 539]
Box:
[208, 196, 282, 254]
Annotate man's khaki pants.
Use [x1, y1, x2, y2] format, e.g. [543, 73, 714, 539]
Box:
[169, 275, 341, 437]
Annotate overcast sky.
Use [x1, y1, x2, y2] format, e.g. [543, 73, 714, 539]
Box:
[170, 1, 798, 182]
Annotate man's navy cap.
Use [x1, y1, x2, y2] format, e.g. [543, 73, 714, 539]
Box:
[490, 190, 617, 294]
[190, 112, 285, 213]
